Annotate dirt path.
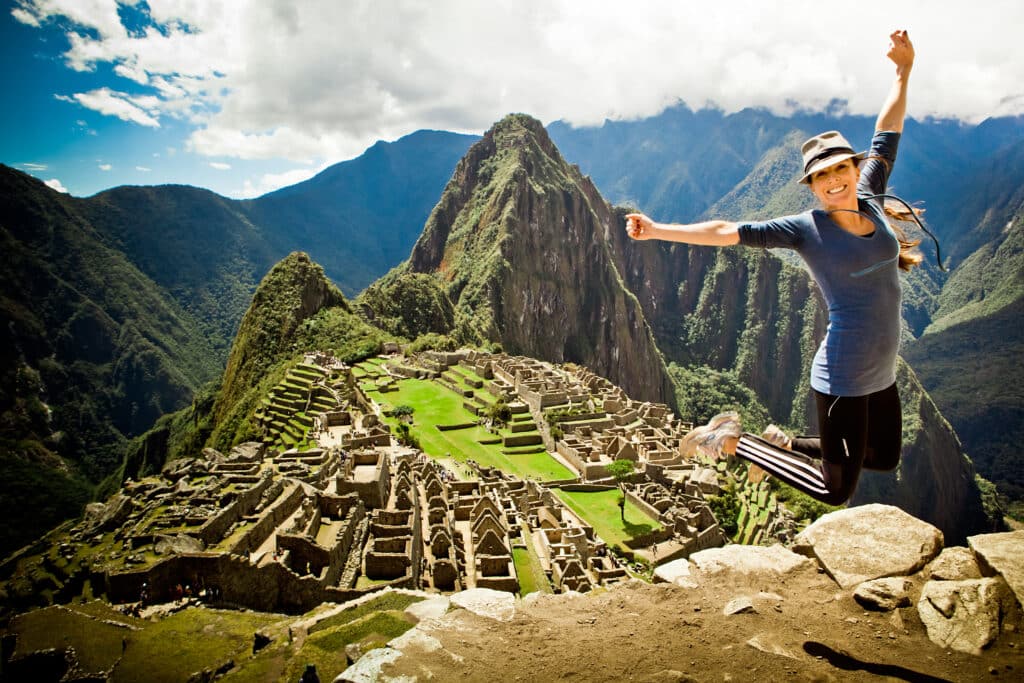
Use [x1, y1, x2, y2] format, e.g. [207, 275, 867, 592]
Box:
[383, 566, 1022, 682]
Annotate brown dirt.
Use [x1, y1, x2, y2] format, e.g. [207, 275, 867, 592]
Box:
[384, 565, 1023, 682]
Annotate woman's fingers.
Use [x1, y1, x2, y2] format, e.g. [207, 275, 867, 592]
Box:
[625, 214, 645, 239]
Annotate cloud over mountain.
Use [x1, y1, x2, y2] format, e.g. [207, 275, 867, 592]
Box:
[14, 0, 1024, 170]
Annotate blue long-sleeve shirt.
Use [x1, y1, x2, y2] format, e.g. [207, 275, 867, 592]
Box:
[737, 131, 902, 397]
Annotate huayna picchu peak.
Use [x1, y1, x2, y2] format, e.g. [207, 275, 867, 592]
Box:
[399, 113, 677, 408]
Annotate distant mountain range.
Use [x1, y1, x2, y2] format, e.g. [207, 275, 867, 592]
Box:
[1, 105, 1020, 555]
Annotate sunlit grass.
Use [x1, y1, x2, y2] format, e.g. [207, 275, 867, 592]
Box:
[366, 378, 572, 481]
[553, 488, 660, 548]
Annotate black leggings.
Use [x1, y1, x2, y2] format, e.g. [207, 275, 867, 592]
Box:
[735, 383, 902, 505]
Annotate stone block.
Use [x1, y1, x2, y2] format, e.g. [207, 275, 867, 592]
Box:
[792, 504, 943, 588]
[968, 530, 1024, 610]
[854, 577, 913, 611]
[917, 577, 1015, 655]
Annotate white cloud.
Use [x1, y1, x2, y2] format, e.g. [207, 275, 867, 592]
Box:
[239, 164, 329, 198]
[12, 0, 126, 39]
[19, 0, 1024, 166]
[136, 166, 151, 172]
[58, 88, 161, 127]
[209, 161, 231, 170]
[99, 163, 112, 171]
[44, 178, 69, 193]
[20, 162, 48, 171]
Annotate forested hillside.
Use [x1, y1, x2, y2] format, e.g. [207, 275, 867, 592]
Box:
[0, 167, 221, 554]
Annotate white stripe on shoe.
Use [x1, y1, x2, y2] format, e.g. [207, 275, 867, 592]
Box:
[735, 435, 829, 497]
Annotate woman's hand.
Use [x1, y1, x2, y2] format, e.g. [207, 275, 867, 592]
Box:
[886, 29, 914, 74]
[625, 213, 655, 240]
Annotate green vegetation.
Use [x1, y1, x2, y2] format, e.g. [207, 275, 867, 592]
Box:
[357, 271, 455, 339]
[667, 363, 771, 432]
[606, 460, 636, 521]
[707, 478, 741, 537]
[513, 544, 551, 596]
[308, 592, 425, 634]
[553, 488, 660, 548]
[0, 168, 226, 555]
[210, 253, 348, 448]
[367, 377, 572, 481]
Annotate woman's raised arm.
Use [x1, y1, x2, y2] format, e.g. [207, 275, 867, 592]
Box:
[876, 29, 915, 133]
[626, 213, 740, 246]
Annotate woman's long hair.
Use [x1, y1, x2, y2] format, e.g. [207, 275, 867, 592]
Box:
[862, 154, 924, 271]
[882, 200, 924, 271]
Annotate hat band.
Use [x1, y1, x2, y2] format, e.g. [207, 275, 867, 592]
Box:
[803, 146, 856, 174]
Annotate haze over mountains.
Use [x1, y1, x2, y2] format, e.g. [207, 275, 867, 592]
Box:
[1, 104, 1021, 555]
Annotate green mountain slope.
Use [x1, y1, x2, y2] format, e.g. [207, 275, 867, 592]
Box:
[394, 114, 676, 406]
[246, 130, 477, 296]
[0, 166, 221, 555]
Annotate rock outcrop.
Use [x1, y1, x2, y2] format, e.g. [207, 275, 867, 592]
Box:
[791, 503, 944, 588]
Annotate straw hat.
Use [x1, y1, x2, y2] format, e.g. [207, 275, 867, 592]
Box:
[799, 130, 866, 184]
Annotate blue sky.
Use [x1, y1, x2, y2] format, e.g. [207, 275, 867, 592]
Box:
[3, 0, 1022, 199]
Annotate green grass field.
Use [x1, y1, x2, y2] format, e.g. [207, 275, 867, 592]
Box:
[553, 488, 661, 548]
[512, 544, 552, 596]
[366, 378, 573, 481]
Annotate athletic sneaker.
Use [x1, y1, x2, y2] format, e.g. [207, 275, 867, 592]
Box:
[760, 424, 792, 450]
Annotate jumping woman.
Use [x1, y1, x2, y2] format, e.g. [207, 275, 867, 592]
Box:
[626, 30, 920, 505]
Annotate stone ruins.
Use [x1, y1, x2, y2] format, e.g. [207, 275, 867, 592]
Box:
[8, 349, 781, 616]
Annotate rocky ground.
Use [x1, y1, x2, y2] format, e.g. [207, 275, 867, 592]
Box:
[343, 506, 1024, 683]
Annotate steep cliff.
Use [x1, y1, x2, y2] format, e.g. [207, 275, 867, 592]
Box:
[604, 199, 825, 429]
[210, 252, 347, 448]
[402, 114, 676, 406]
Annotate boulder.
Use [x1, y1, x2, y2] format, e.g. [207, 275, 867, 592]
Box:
[404, 595, 451, 622]
[450, 588, 515, 622]
[652, 558, 696, 587]
[335, 647, 402, 683]
[154, 534, 205, 555]
[968, 530, 1024, 609]
[917, 577, 1015, 654]
[690, 544, 814, 579]
[792, 504, 943, 588]
[723, 596, 756, 615]
[926, 546, 982, 581]
[853, 577, 913, 611]
[81, 494, 133, 534]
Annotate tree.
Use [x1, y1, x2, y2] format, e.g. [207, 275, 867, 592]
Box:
[486, 400, 512, 429]
[393, 404, 415, 422]
[606, 459, 636, 521]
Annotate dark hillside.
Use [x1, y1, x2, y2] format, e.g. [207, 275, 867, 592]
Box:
[78, 185, 278, 359]
[246, 130, 477, 295]
[0, 166, 220, 555]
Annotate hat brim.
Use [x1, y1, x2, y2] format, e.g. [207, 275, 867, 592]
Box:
[799, 150, 867, 184]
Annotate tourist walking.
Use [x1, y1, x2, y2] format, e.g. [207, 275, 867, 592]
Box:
[626, 30, 920, 506]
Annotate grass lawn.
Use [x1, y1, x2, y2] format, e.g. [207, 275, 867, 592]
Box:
[512, 544, 551, 596]
[11, 605, 129, 676]
[112, 608, 281, 683]
[553, 488, 661, 549]
[366, 378, 573, 481]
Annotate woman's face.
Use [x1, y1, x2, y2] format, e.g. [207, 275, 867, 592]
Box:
[809, 158, 861, 210]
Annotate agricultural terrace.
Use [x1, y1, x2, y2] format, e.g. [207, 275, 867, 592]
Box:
[358, 370, 573, 482]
